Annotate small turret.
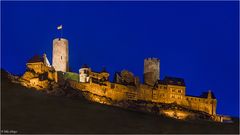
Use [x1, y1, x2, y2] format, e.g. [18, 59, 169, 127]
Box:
[207, 90, 212, 99]
[43, 53, 51, 67]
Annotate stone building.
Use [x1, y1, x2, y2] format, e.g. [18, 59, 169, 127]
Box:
[114, 70, 140, 87]
[52, 38, 69, 72]
[79, 64, 91, 83]
[21, 54, 57, 89]
[25, 54, 53, 74]
[79, 64, 110, 84]
[144, 58, 160, 86]
[67, 57, 217, 116]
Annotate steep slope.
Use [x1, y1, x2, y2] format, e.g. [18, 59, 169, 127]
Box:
[1, 69, 239, 134]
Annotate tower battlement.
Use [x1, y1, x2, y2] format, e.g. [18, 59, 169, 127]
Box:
[144, 57, 160, 62]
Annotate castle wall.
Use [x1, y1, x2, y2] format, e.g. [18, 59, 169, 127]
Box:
[138, 84, 154, 101]
[47, 71, 58, 82]
[144, 58, 160, 86]
[183, 96, 217, 115]
[66, 76, 216, 116]
[28, 78, 49, 90]
[68, 80, 138, 101]
[27, 62, 45, 74]
[52, 38, 69, 72]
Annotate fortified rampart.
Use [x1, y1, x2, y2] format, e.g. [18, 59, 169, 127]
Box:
[67, 76, 216, 115]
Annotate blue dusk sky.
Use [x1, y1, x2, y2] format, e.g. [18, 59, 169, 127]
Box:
[1, 1, 239, 117]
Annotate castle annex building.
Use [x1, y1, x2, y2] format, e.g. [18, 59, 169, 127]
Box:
[21, 36, 230, 122]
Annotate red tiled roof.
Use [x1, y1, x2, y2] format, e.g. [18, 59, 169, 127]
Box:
[27, 55, 44, 63]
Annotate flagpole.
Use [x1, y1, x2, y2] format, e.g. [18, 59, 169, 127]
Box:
[61, 28, 63, 39]
[57, 25, 63, 40]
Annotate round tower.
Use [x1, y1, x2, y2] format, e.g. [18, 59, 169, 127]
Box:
[144, 58, 160, 86]
[52, 38, 69, 72]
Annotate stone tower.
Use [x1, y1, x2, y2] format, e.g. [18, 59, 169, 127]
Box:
[144, 58, 160, 86]
[52, 38, 69, 72]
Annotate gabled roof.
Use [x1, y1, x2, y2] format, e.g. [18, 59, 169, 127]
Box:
[27, 55, 44, 63]
[200, 92, 216, 99]
[158, 76, 185, 86]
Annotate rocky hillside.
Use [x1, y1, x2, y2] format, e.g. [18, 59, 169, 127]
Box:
[1, 69, 239, 134]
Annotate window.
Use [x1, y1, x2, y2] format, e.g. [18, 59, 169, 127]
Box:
[178, 90, 182, 93]
[61, 56, 62, 60]
[172, 89, 175, 92]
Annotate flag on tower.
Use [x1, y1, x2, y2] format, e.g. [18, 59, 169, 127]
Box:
[57, 25, 62, 30]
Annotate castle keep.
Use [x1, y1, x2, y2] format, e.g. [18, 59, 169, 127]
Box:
[52, 38, 69, 72]
[144, 58, 160, 86]
[21, 35, 229, 122]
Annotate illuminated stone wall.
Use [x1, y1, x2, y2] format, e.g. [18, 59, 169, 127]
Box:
[29, 78, 49, 90]
[183, 96, 217, 115]
[27, 62, 46, 74]
[67, 78, 217, 115]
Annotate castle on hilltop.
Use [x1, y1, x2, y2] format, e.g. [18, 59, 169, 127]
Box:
[21, 37, 230, 122]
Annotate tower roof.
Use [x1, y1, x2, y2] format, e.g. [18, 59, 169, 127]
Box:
[27, 55, 44, 63]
